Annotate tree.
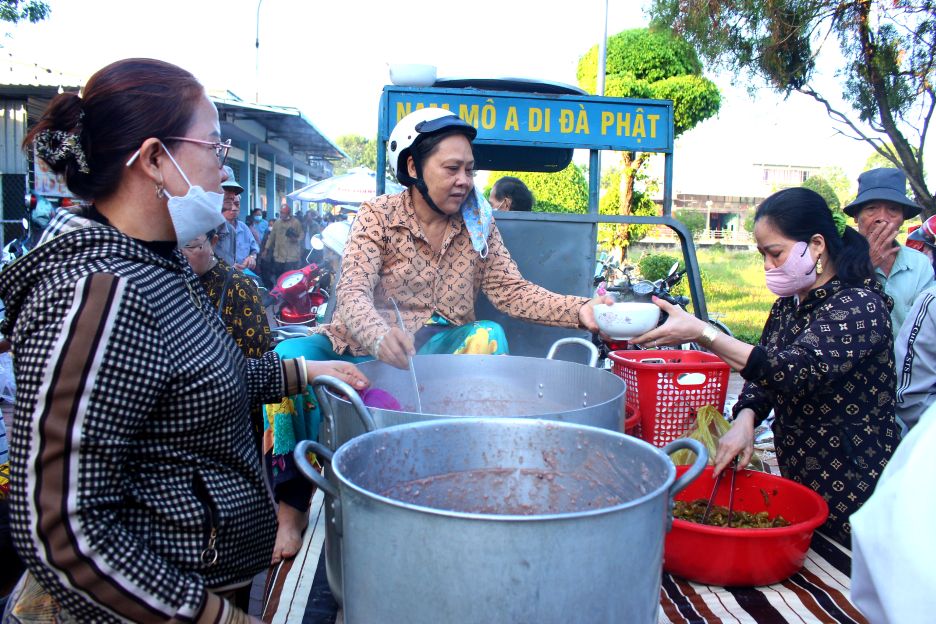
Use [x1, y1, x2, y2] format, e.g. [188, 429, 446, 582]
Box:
[817, 166, 854, 207]
[674, 209, 707, 235]
[0, 0, 48, 24]
[577, 28, 721, 257]
[485, 165, 588, 214]
[803, 175, 841, 211]
[649, 0, 936, 217]
[333, 134, 378, 175]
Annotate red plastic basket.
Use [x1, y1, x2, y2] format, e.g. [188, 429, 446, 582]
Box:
[608, 350, 730, 447]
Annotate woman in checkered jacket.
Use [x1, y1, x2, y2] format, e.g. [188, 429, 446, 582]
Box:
[0, 59, 367, 623]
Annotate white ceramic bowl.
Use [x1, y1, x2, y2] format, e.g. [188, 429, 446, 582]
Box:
[593, 302, 661, 340]
[389, 64, 437, 87]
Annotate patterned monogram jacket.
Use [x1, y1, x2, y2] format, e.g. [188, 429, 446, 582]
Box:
[318, 190, 589, 356]
[734, 278, 899, 544]
[0, 209, 308, 622]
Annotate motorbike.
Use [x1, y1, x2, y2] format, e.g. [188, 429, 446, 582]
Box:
[261, 224, 350, 345]
[268, 239, 331, 327]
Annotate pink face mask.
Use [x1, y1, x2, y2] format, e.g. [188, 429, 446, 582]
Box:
[765, 241, 818, 297]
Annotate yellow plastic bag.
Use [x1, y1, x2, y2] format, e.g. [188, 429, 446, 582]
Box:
[670, 405, 765, 471]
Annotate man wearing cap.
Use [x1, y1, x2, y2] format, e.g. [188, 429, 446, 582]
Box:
[216, 165, 260, 272]
[844, 167, 935, 332]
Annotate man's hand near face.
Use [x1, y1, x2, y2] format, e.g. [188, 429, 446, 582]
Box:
[866, 219, 900, 276]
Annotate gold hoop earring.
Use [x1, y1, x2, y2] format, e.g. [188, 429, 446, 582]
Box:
[816, 256, 823, 275]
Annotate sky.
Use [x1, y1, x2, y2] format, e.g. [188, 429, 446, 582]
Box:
[4, 0, 931, 198]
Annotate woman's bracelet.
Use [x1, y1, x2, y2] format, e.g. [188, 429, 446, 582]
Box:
[372, 333, 387, 357]
[698, 324, 720, 348]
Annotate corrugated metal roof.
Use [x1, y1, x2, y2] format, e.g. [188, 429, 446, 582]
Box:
[3, 54, 84, 92]
[213, 96, 347, 163]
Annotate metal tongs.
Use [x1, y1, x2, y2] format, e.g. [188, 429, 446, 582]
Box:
[389, 298, 423, 414]
[702, 457, 739, 527]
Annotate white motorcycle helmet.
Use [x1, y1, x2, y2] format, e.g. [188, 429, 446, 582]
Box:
[320, 221, 351, 256]
[387, 108, 477, 185]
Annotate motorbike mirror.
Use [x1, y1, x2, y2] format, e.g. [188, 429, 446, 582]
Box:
[668, 262, 679, 277]
[21, 217, 29, 232]
[310, 236, 325, 251]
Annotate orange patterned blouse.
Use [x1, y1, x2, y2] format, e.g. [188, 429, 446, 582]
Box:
[317, 189, 588, 356]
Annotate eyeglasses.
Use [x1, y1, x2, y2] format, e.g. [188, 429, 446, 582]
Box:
[165, 136, 232, 168]
[182, 237, 211, 251]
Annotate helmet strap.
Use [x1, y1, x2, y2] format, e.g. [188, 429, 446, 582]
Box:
[414, 179, 446, 216]
[410, 152, 446, 216]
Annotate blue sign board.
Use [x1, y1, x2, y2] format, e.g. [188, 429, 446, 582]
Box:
[381, 87, 673, 153]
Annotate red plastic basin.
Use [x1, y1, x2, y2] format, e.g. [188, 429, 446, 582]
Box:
[664, 465, 829, 586]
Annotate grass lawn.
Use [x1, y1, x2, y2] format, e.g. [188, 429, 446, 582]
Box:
[694, 247, 774, 345]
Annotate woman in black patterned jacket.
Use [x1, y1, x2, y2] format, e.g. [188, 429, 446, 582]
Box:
[634, 188, 899, 546]
[0, 59, 367, 623]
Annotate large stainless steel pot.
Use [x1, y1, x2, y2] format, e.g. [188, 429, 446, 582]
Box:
[319, 338, 626, 452]
[311, 338, 625, 604]
[296, 419, 706, 624]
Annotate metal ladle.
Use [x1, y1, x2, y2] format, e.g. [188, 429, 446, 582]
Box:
[389, 298, 423, 414]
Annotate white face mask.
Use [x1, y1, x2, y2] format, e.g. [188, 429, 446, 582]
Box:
[127, 141, 226, 247]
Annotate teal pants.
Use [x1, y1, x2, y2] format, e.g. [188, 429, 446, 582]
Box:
[264, 321, 507, 509]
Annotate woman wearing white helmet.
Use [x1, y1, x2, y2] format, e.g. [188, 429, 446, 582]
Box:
[263, 108, 610, 561]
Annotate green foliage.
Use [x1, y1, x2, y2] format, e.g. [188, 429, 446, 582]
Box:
[578, 28, 701, 94]
[638, 253, 681, 282]
[648, 0, 936, 216]
[743, 211, 756, 234]
[578, 28, 721, 139]
[863, 143, 921, 176]
[649, 74, 721, 135]
[817, 166, 854, 206]
[696, 248, 773, 345]
[0, 0, 48, 23]
[802, 175, 841, 211]
[333, 134, 378, 175]
[674, 209, 707, 235]
[486, 165, 588, 214]
[597, 169, 622, 251]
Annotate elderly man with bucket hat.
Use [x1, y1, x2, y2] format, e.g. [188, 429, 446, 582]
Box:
[215, 164, 260, 272]
[844, 167, 935, 332]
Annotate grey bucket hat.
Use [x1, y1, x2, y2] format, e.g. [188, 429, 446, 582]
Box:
[221, 165, 244, 195]
[843, 167, 920, 219]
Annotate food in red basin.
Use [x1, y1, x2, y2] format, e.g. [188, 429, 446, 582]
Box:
[665, 465, 829, 586]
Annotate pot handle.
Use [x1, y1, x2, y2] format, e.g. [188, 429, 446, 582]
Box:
[311, 374, 377, 445]
[294, 440, 340, 499]
[546, 337, 599, 368]
[663, 438, 708, 498]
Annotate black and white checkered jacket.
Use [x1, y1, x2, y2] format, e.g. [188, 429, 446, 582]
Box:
[0, 209, 307, 622]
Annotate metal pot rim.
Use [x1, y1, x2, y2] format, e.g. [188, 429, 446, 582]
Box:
[330, 417, 677, 521]
[326, 353, 626, 418]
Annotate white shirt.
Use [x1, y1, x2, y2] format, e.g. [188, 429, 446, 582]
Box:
[851, 401, 936, 623]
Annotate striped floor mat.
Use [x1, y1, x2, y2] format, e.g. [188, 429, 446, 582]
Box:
[265, 494, 865, 624]
[659, 533, 866, 623]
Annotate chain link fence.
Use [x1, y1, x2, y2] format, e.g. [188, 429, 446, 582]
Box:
[1, 174, 27, 251]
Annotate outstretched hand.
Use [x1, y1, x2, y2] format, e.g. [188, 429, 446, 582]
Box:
[306, 360, 369, 390]
[580, 295, 616, 333]
[629, 296, 705, 348]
